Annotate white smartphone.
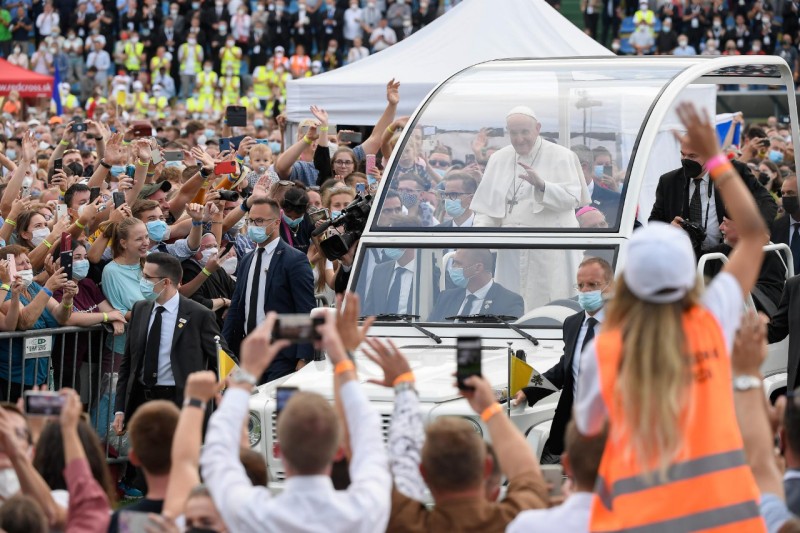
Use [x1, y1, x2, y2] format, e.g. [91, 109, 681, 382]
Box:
[540, 464, 564, 497]
[56, 204, 68, 221]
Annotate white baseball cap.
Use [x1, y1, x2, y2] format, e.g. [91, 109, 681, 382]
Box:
[622, 222, 697, 304]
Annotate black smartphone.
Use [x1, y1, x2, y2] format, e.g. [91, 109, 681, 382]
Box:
[24, 391, 64, 416]
[164, 151, 183, 162]
[219, 137, 231, 152]
[60, 248, 73, 281]
[276, 386, 298, 418]
[760, 138, 771, 147]
[125, 165, 135, 179]
[456, 336, 482, 391]
[226, 105, 247, 127]
[217, 189, 239, 201]
[486, 127, 505, 137]
[89, 186, 101, 203]
[53, 158, 63, 172]
[113, 191, 126, 208]
[603, 164, 613, 177]
[220, 241, 234, 258]
[465, 154, 476, 165]
[71, 119, 87, 133]
[338, 131, 362, 144]
[272, 314, 324, 343]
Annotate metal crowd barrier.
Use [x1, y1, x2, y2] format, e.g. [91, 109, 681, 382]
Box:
[0, 324, 127, 463]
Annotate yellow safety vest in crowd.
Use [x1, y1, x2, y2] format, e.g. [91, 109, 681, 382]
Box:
[252, 66, 271, 99]
[130, 92, 148, 113]
[220, 46, 242, 75]
[85, 96, 108, 109]
[220, 76, 240, 107]
[124, 42, 145, 71]
[63, 93, 78, 109]
[150, 56, 169, 73]
[149, 95, 168, 111]
[187, 95, 203, 114]
[179, 43, 203, 74]
[240, 95, 261, 112]
[196, 71, 218, 96]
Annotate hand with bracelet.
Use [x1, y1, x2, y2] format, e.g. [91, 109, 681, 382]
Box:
[362, 337, 413, 390]
[460, 374, 502, 423]
[184, 370, 220, 410]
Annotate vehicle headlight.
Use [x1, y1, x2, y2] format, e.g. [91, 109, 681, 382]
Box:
[248, 411, 262, 447]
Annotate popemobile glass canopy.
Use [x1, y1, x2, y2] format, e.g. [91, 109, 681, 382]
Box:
[348, 56, 798, 322]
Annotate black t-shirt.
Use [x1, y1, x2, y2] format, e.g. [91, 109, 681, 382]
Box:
[108, 498, 164, 533]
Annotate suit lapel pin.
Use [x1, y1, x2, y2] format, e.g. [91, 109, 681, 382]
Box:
[178, 318, 187, 329]
[484, 300, 492, 310]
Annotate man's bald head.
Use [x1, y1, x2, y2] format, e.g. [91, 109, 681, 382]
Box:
[679, 135, 706, 166]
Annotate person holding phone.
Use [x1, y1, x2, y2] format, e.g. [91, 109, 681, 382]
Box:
[179, 233, 235, 329]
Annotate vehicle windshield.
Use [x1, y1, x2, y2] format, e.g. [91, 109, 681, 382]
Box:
[373, 62, 686, 233]
[353, 244, 618, 324]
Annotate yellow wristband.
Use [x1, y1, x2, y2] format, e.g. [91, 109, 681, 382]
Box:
[63, 301, 73, 310]
[5, 219, 15, 227]
[136, 159, 149, 167]
[103, 312, 108, 323]
[42, 239, 53, 249]
[59, 139, 70, 146]
[480, 403, 503, 423]
[319, 126, 329, 132]
[302, 136, 313, 145]
[201, 267, 212, 277]
[0, 284, 9, 291]
[334, 360, 355, 375]
[386, 126, 395, 134]
[392, 372, 415, 386]
[75, 220, 85, 229]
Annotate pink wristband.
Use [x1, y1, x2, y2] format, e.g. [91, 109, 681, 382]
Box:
[704, 154, 729, 174]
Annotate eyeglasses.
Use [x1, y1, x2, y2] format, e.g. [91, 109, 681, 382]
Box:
[142, 274, 166, 283]
[439, 191, 471, 200]
[333, 159, 354, 166]
[428, 159, 451, 168]
[247, 217, 277, 227]
[574, 282, 607, 291]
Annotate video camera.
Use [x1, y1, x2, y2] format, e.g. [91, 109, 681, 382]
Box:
[679, 219, 706, 251]
[311, 194, 373, 260]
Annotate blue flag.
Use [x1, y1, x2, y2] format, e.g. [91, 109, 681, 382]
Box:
[52, 63, 62, 116]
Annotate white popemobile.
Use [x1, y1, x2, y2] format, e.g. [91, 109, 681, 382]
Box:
[246, 55, 795, 485]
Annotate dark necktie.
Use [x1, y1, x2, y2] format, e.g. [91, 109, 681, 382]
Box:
[791, 223, 800, 276]
[689, 178, 703, 224]
[582, 317, 598, 352]
[387, 267, 406, 314]
[143, 306, 165, 387]
[247, 248, 265, 334]
[460, 294, 478, 316]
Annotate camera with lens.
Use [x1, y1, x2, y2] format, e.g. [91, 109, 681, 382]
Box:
[217, 190, 239, 201]
[312, 194, 373, 261]
[679, 219, 706, 250]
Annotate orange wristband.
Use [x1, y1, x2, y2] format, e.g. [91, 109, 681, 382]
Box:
[709, 162, 734, 180]
[480, 403, 503, 423]
[334, 360, 355, 375]
[392, 372, 415, 386]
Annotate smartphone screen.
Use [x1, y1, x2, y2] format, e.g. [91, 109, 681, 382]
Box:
[456, 337, 482, 390]
[151, 150, 163, 165]
[540, 465, 564, 497]
[339, 131, 362, 144]
[355, 183, 366, 195]
[24, 391, 65, 416]
[53, 158, 63, 172]
[366, 154, 376, 175]
[118, 510, 154, 533]
[6, 254, 15, 279]
[164, 151, 183, 162]
[309, 208, 330, 225]
[276, 386, 298, 418]
[89, 187, 101, 203]
[465, 154, 476, 165]
[113, 191, 126, 208]
[226, 105, 247, 127]
[272, 315, 324, 343]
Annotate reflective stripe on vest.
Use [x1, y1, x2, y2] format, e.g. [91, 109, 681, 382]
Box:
[589, 306, 765, 533]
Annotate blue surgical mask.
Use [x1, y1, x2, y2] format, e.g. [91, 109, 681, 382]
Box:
[282, 213, 303, 229]
[400, 192, 418, 208]
[72, 259, 90, 280]
[331, 210, 342, 219]
[165, 161, 183, 168]
[268, 141, 282, 154]
[594, 165, 604, 178]
[254, 119, 265, 128]
[433, 168, 446, 178]
[444, 198, 466, 218]
[384, 248, 404, 261]
[367, 175, 377, 186]
[247, 225, 268, 243]
[146, 220, 168, 243]
[110, 165, 125, 177]
[5, 149, 16, 160]
[139, 276, 165, 301]
[204, 128, 215, 138]
[447, 265, 470, 288]
[769, 149, 784, 164]
[577, 290, 604, 312]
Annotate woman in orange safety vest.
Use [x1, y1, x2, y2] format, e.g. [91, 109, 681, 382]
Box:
[574, 102, 769, 533]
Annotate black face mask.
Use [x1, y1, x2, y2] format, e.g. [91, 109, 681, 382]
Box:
[682, 158, 704, 180]
[783, 195, 799, 216]
[67, 162, 84, 177]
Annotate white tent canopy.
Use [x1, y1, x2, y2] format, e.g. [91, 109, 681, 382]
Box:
[285, 0, 613, 126]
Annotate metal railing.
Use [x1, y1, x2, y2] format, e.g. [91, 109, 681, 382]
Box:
[0, 324, 127, 463]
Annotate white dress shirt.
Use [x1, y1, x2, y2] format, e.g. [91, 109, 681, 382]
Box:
[457, 280, 493, 316]
[688, 174, 721, 248]
[200, 382, 392, 533]
[507, 492, 592, 533]
[245, 238, 279, 334]
[391, 258, 415, 314]
[147, 291, 180, 386]
[453, 212, 475, 228]
[572, 308, 604, 397]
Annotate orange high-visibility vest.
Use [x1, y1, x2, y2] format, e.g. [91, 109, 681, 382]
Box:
[590, 306, 765, 533]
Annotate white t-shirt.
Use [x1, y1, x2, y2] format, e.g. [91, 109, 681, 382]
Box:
[575, 272, 743, 436]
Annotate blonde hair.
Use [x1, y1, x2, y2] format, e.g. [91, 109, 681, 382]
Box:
[604, 276, 701, 475]
[249, 144, 273, 161]
[322, 186, 355, 209]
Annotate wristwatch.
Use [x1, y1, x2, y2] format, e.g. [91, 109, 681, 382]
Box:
[183, 397, 206, 410]
[733, 375, 762, 392]
[230, 367, 258, 387]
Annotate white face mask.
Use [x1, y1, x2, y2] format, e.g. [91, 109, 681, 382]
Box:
[199, 247, 218, 266]
[0, 469, 21, 500]
[31, 228, 49, 247]
[17, 269, 34, 289]
[232, 218, 245, 231]
[221, 256, 238, 275]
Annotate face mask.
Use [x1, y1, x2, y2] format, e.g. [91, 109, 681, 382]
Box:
[247, 225, 269, 243]
[191, 2, 200, 8]
[188, 38, 197, 45]
[17, 269, 33, 289]
[6, 149, 16, 160]
[331, 210, 342, 219]
[110, 165, 125, 177]
[769, 150, 784, 164]
[400, 192, 418, 208]
[72, 259, 90, 280]
[611, 42, 621, 52]
[268, 141, 281, 154]
[782, 195, 799, 215]
[447, 265, 472, 288]
[444, 198, 466, 218]
[663, 25, 671, 32]
[681, 158, 703, 179]
[139, 276, 165, 301]
[199, 247, 218, 266]
[282, 213, 303, 229]
[146, 220, 169, 242]
[31, 228, 49, 247]
[578, 289, 604, 312]
[221, 255, 238, 275]
[22, 177, 32, 188]
[232, 218, 245, 231]
[254, 119, 264, 128]
[678, 40, 688, 47]
[165, 161, 183, 169]
[205, 128, 215, 138]
[77, 204, 88, 217]
[384, 248, 404, 261]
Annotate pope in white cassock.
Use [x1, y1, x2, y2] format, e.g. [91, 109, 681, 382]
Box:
[471, 106, 590, 310]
